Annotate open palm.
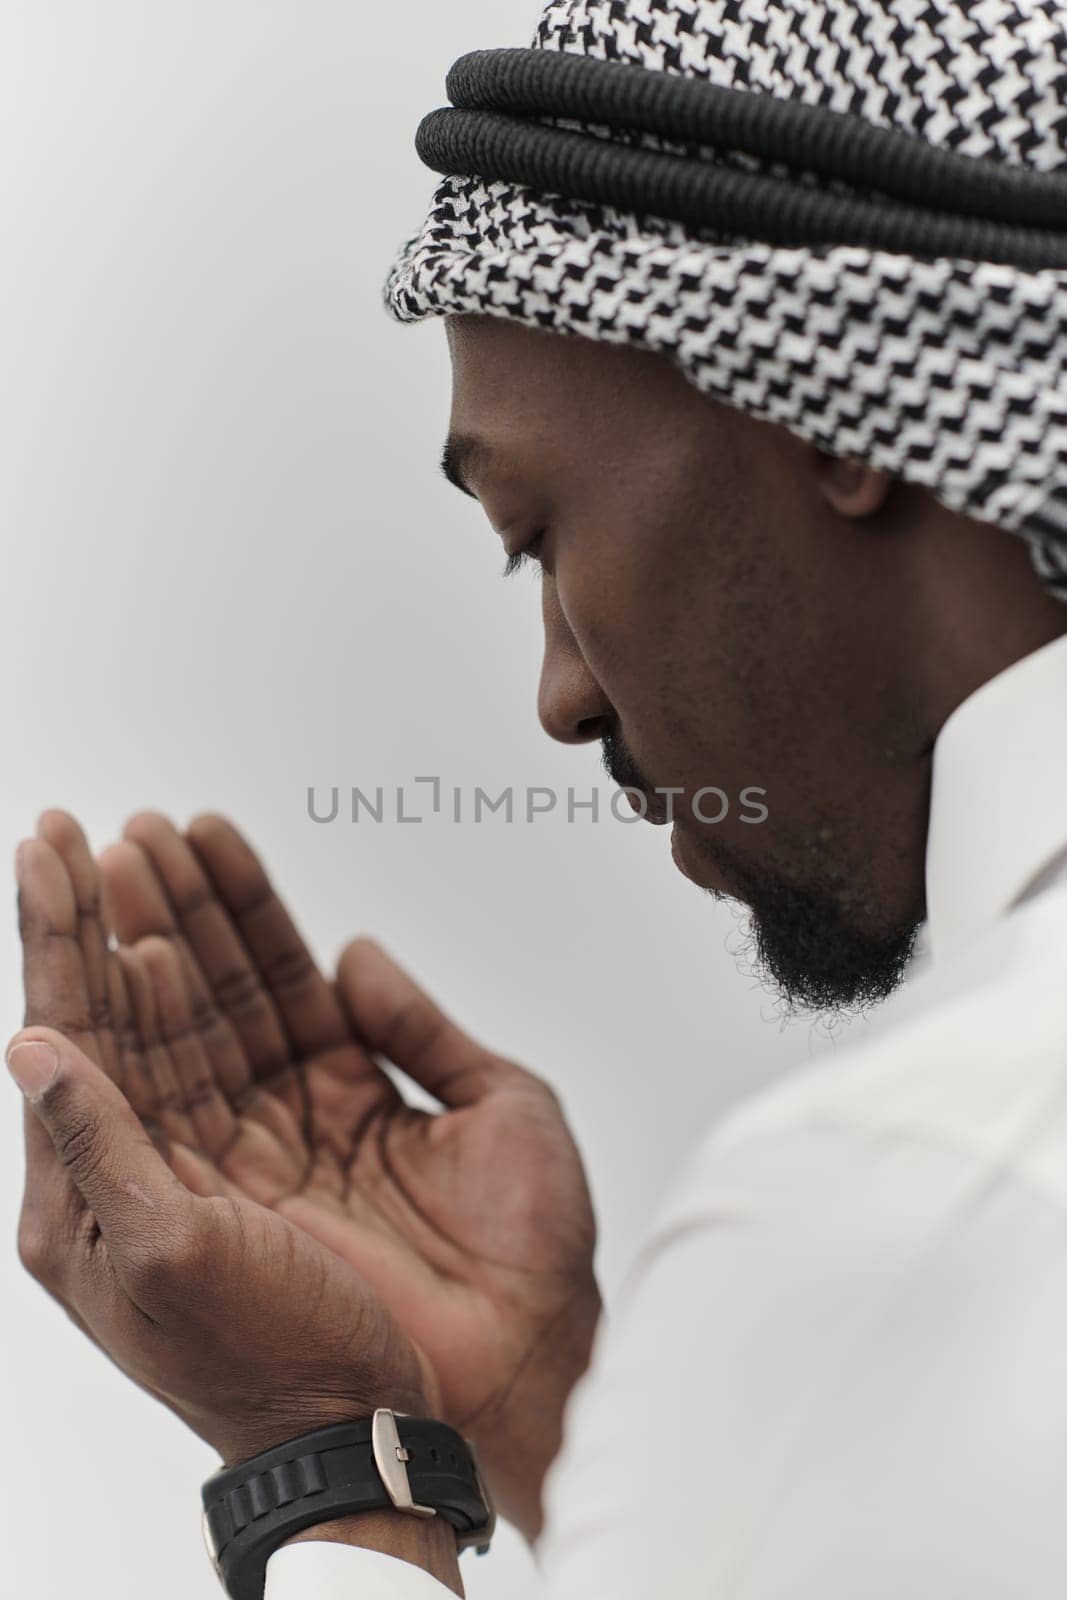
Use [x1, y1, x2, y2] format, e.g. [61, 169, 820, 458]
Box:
[26, 810, 600, 1536]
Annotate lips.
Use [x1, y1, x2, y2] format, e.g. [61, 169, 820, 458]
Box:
[670, 823, 734, 898]
[621, 788, 670, 825]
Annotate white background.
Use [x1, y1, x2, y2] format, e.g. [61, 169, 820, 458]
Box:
[3, 4, 863, 1594]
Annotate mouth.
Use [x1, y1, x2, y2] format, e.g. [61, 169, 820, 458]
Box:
[671, 823, 735, 898]
[601, 731, 673, 827]
[620, 787, 671, 825]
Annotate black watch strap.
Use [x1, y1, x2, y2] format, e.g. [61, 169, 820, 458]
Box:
[201, 1410, 495, 1600]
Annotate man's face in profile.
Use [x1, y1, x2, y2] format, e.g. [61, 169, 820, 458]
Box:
[443, 313, 926, 1015]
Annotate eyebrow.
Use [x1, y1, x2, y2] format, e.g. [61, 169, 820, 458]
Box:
[440, 435, 480, 499]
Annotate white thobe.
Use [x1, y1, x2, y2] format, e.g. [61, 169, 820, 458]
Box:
[268, 632, 1067, 1599]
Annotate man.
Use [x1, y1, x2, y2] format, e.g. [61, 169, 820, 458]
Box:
[9, 1, 1067, 1596]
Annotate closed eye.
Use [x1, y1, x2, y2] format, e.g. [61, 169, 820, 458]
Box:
[502, 533, 545, 579]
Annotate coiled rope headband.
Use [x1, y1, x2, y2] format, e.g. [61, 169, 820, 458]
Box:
[385, 1, 1067, 600]
[419, 48, 1067, 270]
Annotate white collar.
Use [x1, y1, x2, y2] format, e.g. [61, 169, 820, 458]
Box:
[925, 630, 1067, 967]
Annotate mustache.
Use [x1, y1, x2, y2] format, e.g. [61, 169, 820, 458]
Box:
[600, 730, 663, 818]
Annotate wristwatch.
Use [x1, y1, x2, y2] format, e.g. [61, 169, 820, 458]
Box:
[201, 1409, 496, 1600]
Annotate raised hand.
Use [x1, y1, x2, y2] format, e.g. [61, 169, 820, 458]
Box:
[12, 817, 437, 1480]
[24, 810, 601, 1539]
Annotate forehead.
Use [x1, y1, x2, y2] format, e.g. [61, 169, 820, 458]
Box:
[445, 313, 707, 451]
[446, 314, 594, 407]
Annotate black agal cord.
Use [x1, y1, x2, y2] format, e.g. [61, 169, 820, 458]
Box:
[415, 48, 1067, 268]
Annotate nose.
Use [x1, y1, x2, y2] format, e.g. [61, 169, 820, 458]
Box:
[537, 584, 613, 746]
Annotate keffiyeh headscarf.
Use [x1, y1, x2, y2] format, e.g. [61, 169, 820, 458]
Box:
[385, 0, 1067, 601]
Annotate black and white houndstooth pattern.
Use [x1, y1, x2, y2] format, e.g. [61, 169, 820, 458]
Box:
[386, 1, 1067, 598]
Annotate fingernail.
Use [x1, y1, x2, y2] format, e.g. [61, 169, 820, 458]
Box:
[6, 1041, 60, 1100]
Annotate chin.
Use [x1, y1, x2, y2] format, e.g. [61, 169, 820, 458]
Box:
[671, 826, 922, 1016]
[670, 825, 735, 898]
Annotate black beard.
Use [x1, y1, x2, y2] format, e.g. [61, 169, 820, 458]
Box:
[601, 729, 919, 1016]
[715, 846, 921, 1017]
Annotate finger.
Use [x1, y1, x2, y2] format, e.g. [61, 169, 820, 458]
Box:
[99, 835, 177, 944]
[102, 939, 189, 1151]
[18, 838, 99, 1058]
[19, 1096, 137, 1355]
[129, 936, 310, 1205]
[186, 813, 352, 1058]
[117, 940, 228, 1158]
[18, 1080, 170, 1405]
[16, 835, 117, 1308]
[107, 944, 143, 1111]
[117, 816, 293, 1080]
[35, 811, 120, 1079]
[135, 936, 238, 1163]
[101, 840, 256, 1102]
[18, 1093, 87, 1302]
[6, 1029, 193, 1273]
[336, 939, 516, 1108]
[166, 1141, 245, 1201]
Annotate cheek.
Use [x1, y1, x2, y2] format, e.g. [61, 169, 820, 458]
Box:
[553, 533, 709, 731]
[552, 557, 651, 704]
[553, 517, 766, 782]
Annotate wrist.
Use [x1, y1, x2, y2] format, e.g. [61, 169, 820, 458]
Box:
[205, 1380, 436, 1470]
[286, 1510, 464, 1596]
[472, 1285, 603, 1542]
[202, 1411, 488, 1600]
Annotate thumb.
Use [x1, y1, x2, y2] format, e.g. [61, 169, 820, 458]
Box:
[337, 938, 520, 1107]
[7, 1027, 187, 1249]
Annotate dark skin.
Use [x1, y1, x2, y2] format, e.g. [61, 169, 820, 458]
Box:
[445, 314, 1067, 1011]
[11, 809, 600, 1592]
[9, 317, 1067, 1592]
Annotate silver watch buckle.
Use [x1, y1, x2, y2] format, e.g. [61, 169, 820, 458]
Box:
[372, 1408, 496, 1555]
[371, 1409, 437, 1520]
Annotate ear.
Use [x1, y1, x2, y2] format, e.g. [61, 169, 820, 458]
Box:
[817, 453, 892, 518]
